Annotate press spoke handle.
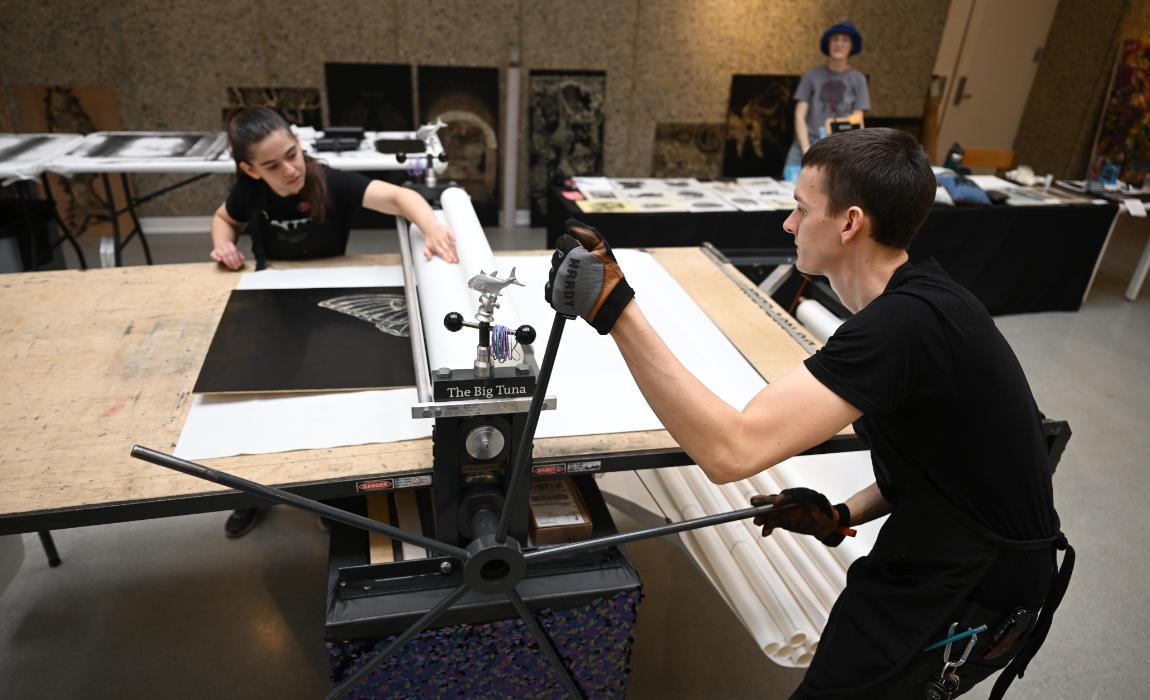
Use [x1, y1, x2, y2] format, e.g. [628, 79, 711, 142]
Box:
[130, 445, 469, 561]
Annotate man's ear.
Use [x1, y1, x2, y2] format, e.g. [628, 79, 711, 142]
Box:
[840, 205, 865, 245]
[238, 161, 261, 180]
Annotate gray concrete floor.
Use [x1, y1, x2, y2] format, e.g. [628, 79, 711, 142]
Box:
[1, 223, 1147, 698]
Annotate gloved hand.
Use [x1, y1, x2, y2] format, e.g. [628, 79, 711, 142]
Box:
[545, 218, 635, 335]
[751, 487, 854, 547]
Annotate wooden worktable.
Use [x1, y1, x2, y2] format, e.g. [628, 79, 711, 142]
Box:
[0, 248, 820, 532]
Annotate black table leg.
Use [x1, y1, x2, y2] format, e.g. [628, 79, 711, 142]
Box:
[37, 531, 62, 567]
[119, 173, 153, 265]
[100, 173, 123, 267]
[40, 174, 87, 270]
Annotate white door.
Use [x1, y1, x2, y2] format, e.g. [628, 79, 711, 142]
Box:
[933, 0, 1060, 163]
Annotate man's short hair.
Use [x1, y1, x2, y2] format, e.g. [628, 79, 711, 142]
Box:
[801, 128, 935, 249]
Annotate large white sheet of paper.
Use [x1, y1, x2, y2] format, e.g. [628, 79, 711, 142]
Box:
[176, 390, 427, 460]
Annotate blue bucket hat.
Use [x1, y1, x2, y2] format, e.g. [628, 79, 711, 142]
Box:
[820, 21, 862, 56]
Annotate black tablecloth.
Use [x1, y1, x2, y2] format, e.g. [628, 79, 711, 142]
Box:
[547, 189, 1117, 315]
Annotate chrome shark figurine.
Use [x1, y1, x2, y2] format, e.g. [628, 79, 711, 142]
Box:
[468, 268, 525, 324]
[468, 268, 525, 295]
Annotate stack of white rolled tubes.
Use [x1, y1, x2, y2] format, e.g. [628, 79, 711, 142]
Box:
[646, 461, 876, 667]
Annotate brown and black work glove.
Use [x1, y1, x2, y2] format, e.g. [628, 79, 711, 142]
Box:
[545, 218, 635, 335]
[751, 487, 855, 547]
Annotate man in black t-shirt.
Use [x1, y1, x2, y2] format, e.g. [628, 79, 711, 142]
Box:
[546, 128, 1070, 698]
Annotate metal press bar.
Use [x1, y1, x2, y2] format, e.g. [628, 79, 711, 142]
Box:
[495, 314, 568, 543]
[130, 445, 469, 560]
[397, 217, 434, 404]
[524, 502, 798, 563]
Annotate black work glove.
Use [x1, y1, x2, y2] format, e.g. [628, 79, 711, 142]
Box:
[545, 218, 635, 335]
[751, 487, 853, 547]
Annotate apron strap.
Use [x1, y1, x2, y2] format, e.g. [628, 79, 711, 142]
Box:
[988, 532, 1075, 700]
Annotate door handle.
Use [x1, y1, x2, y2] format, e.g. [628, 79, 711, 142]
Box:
[954, 76, 973, 106]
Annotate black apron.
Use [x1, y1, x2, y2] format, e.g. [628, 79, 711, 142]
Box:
[793, 452, 1073, 699]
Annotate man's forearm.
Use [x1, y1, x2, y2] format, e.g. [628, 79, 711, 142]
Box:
[610, 302, 752, 483]
[844, 482, 892, 526]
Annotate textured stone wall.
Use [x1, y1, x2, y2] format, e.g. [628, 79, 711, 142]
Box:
[0, 0, 948, 215]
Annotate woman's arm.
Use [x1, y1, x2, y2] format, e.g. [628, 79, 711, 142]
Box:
[210, 203, 246, 270]
[362, 180, 459, 263]
[795, 101, 811, 153]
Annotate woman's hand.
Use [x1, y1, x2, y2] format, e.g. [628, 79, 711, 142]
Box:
[210, 241, 246, 270]
[423, 223, 459, 263]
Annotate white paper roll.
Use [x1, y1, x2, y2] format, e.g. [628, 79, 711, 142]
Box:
[410, 187, 525, 373]
[795, 298, 844, 344]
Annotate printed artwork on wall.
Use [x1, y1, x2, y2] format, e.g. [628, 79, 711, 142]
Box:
[419, 66, 501, 226]
[1087, 37, 1150, 186]
[527, 70, 607, 226]
[194, 287, 415, 395]
[722, 74, 800, 178]
[11, 85, 132, 238]
[650, 123, 724, 178]
[225, 87, 323, 128]
[325, 63, 414, 131]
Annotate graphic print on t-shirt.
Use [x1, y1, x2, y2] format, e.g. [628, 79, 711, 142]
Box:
[819, 78, 846, 117]
[263, 210, 314, 244]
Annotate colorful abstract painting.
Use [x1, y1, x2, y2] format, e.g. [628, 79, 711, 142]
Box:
[1088, 37, 1150, 186]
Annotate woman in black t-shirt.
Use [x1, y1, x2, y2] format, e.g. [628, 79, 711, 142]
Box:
[209, 106, 458, 270]
[211, 107, 458, 538]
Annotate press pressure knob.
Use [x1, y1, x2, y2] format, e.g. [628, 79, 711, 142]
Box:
[515, 325, 536, 345]
[465, 425, 505, 461]
[444, 311, 464, 332]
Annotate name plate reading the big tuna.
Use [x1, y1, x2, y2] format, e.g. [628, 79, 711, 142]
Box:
[432, 368, 536, 402]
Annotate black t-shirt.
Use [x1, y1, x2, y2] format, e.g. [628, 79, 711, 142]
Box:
[225, 166, 371, 260]
[805, 259, 1055, 542]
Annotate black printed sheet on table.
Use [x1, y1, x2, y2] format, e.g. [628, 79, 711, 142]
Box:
[194, 286, 414, 395]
